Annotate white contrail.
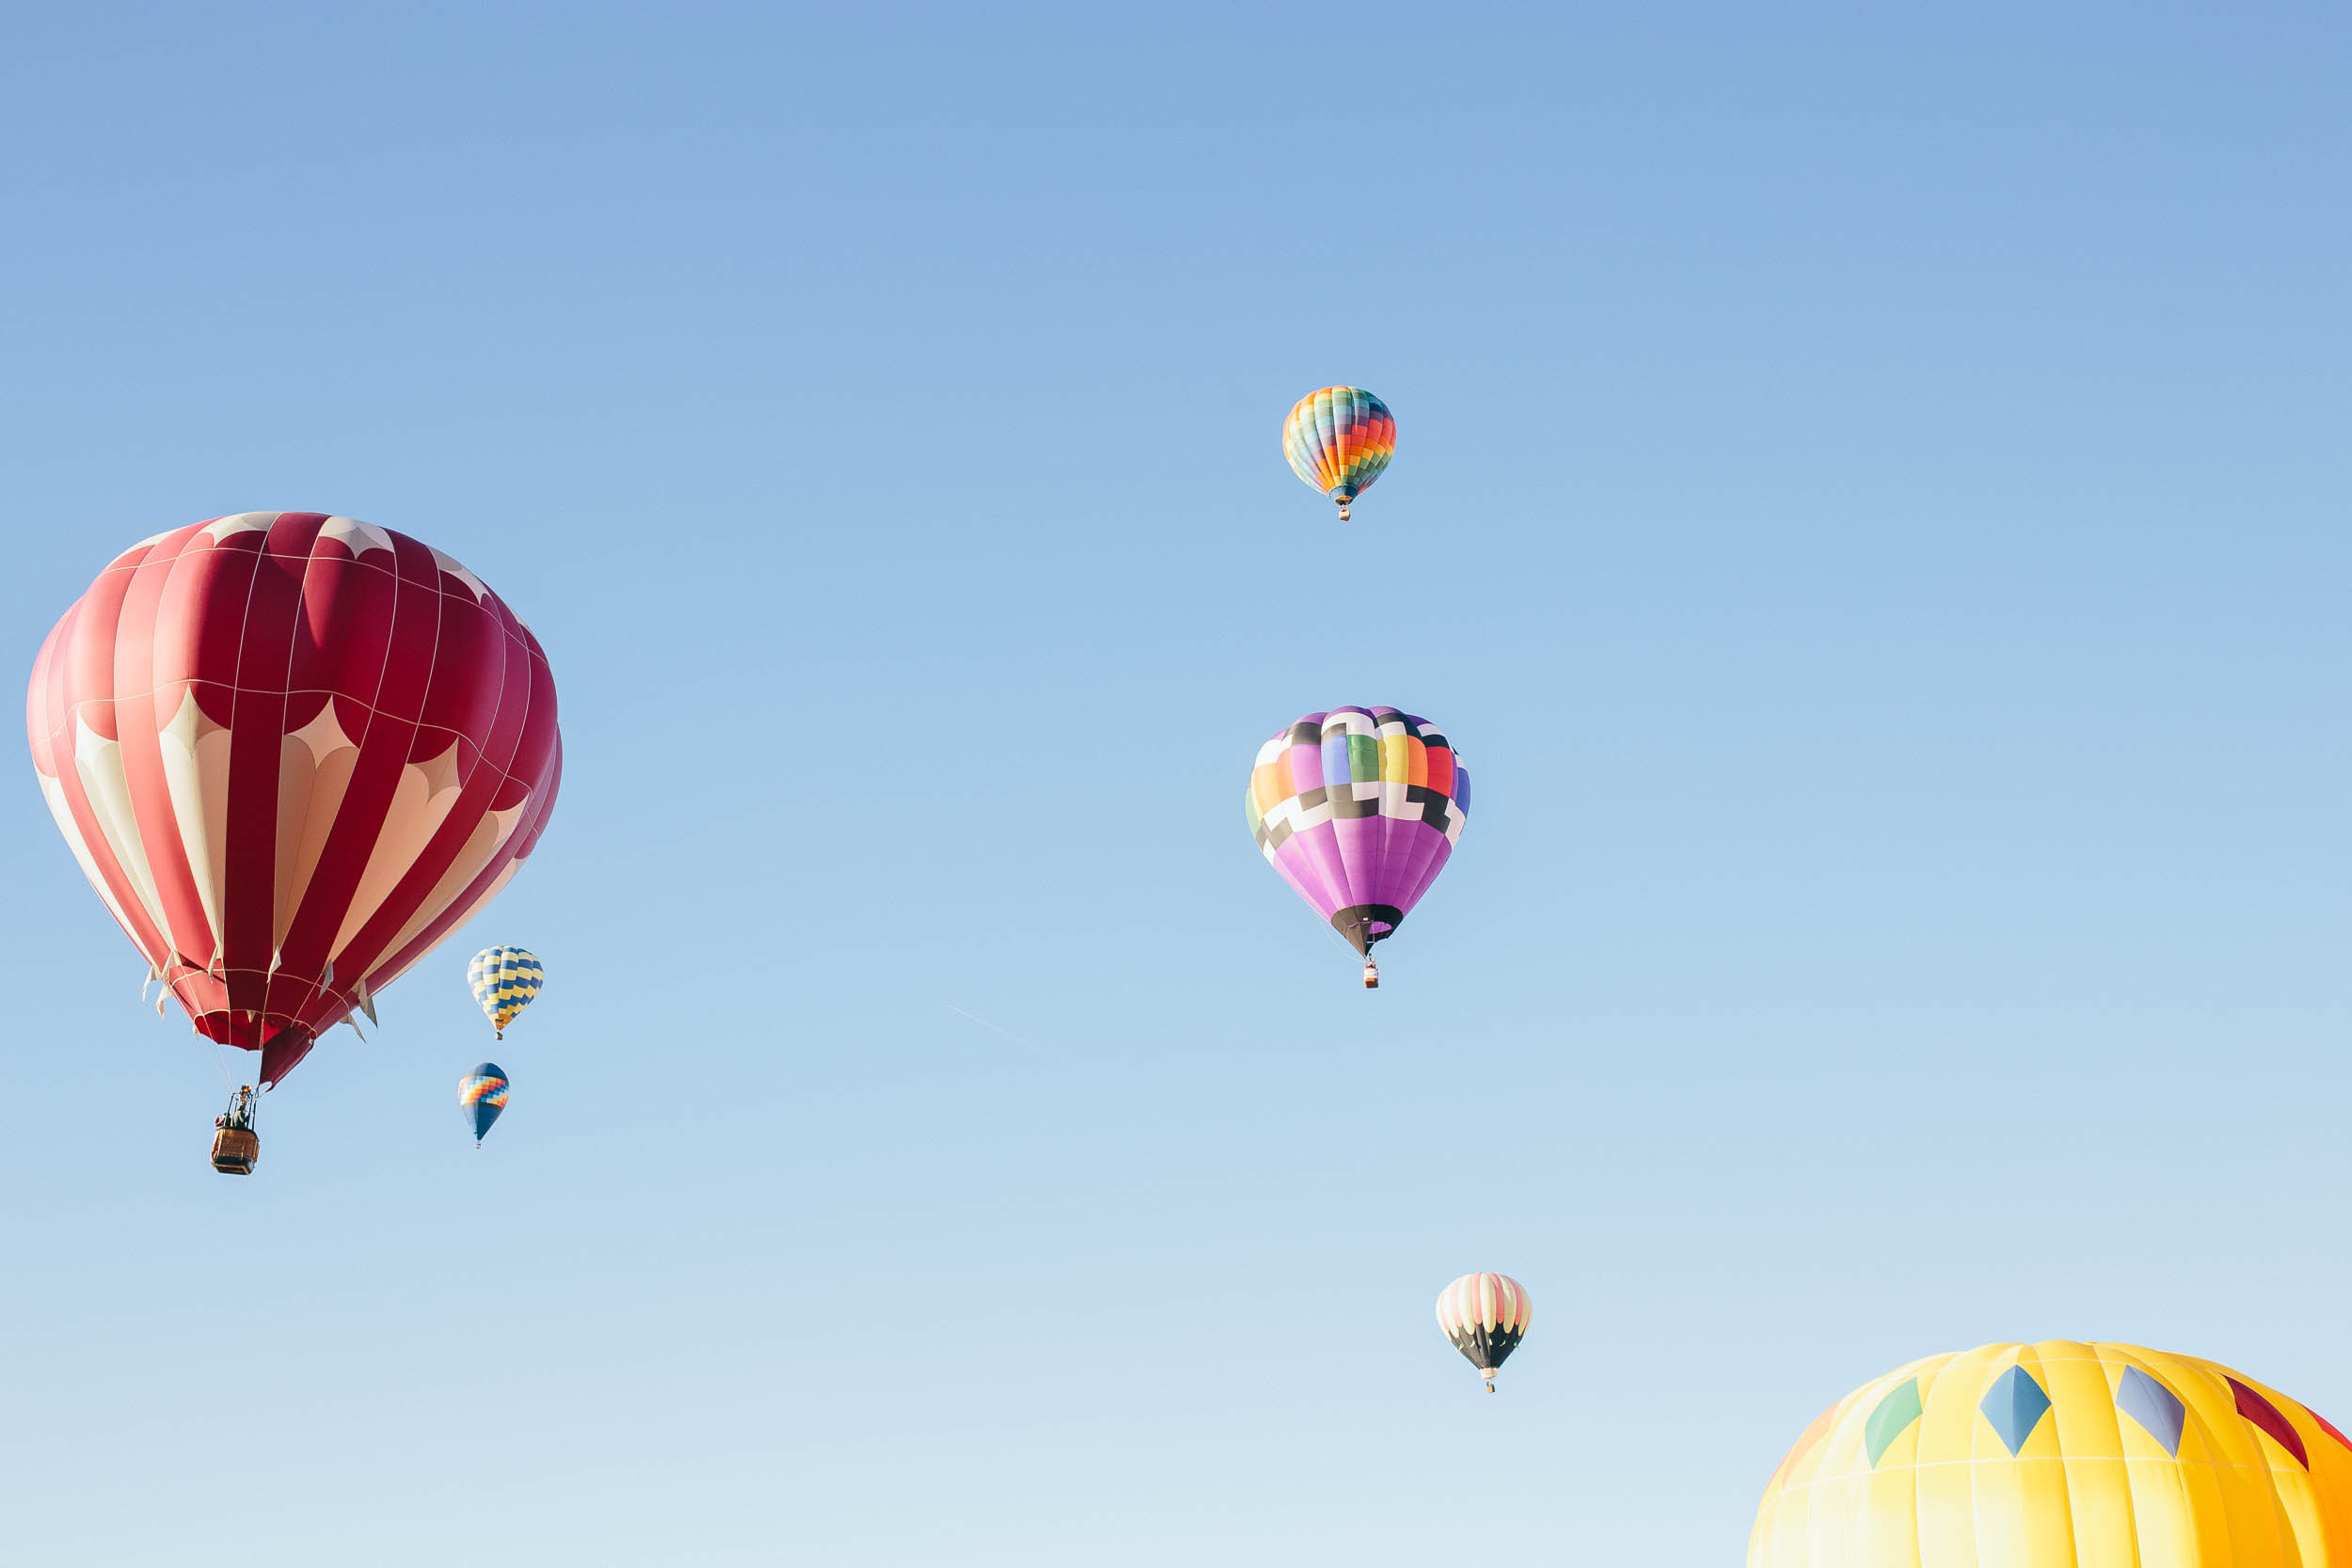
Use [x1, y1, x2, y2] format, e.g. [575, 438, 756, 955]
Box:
[944, 1003, 1046, 1053]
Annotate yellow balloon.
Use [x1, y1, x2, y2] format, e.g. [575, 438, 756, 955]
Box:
[1751, 1341, 2352, 1568]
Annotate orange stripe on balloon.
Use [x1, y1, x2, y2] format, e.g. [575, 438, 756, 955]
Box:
[1424, 747, 1454, 798]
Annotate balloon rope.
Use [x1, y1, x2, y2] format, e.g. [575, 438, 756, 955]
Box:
[205, 1033, 234, 1092]
[167, 963, 234, 1095]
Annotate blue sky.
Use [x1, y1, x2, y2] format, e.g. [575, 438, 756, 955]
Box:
[1, 4, 2345, 1563]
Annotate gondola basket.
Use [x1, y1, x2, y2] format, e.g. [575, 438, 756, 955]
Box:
[210, 1127, 259, 1176]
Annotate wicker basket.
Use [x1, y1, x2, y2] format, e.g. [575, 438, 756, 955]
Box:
[210, 1127, 259, 1175]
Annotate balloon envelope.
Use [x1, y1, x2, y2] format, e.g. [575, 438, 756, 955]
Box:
[1246, 707, 1468, 955]
[1282, 386, 1394, 505]
[459, 1063, 510, 1143]
[25, 515, 563, 1085]
[469, 945, 545, 1037]
[1752, 1341, 2352, 1568]
[1436, 1273, 1531, 1378]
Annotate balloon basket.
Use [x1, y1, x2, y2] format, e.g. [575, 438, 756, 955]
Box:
[210, 1127, 259, 1176]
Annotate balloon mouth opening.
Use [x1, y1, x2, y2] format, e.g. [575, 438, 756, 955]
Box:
[1329, 905, 1406, 957]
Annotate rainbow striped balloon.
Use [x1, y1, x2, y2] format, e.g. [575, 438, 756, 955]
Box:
[1282, 386, 1394, 518]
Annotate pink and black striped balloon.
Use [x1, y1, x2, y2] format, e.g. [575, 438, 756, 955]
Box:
[1437, 1273, 1532, 1387]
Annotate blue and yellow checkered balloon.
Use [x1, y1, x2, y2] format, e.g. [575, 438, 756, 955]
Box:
[467, 946, 545, 1038]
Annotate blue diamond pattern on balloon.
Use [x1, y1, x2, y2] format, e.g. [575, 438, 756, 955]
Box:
[2116, 1367, 2186, 1455]
[1980, 1364, 2053, 1455]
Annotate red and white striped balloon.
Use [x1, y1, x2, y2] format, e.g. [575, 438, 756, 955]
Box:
[25, 514, 562, 1087]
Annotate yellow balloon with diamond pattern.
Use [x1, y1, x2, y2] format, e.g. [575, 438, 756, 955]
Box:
[1752, 1341, 2352, 1568]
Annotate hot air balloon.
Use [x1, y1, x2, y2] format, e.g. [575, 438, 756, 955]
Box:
[468, 945, 544, 1039]
[25, 514, 563, 1166]
[1282, 386, 1394, 522]
[1246, 707, 1468, 988]
[1437, 1273, 1531, 1393]
[1752, 1341, 2352, 1568]
[459, 1062, 510, 1147]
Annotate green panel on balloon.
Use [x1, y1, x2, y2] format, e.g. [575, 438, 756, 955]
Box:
[1865, 1379, 1925, 1466]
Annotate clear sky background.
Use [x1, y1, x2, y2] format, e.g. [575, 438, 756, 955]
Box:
[1, 4, 2345, 1564]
